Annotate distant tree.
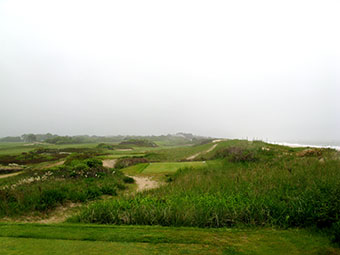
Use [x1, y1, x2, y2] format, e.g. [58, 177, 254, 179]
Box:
[23, 134, 37, 143]
[0, 136, 22, 142]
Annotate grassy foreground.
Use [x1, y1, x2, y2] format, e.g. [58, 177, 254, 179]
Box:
[73, 141, 340, 244]
[1, 139, 339, 254]
[0, 223, 338, 255]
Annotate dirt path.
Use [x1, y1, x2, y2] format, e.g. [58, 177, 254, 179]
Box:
[186, 142, 219, 161]
[0, 171, 23, 179]
[206, 143, 218, 153]
[102, 159, 117, 168]
[186, 152, 201, 161]
[128, 175, 159, 192]
[46, 160, 65, 169]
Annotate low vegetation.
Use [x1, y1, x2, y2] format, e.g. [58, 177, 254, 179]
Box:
[72, 141, 340, 244]
[0, 157, 126, 217]
[0, 149, 66, 165]
[0, 138, 339, 253]
[0, 147, 103, 166]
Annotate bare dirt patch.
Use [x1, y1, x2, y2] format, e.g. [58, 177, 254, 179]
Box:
[37, 203, 81, 224]
[0, 202, 82, 224]
[206, 143, 218, 153]
[128, 175, 160, 192]
[102, 159, 117, 168]
[186, 152, 201, 161]
[213, 139, 222, 143]
[46, 160, 65, 169]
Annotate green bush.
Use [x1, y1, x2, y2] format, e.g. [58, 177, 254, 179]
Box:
[119, 139, 158, 147]
[123, 176, 135, 184]
[54, 157, 109, 179]
[100, 185, 117, 196]
[86, 186, 103, 199]
[331, 221, 340, 244]
[85, 158, 102, 168]
[37, 189, 67, 211]
[65, 153, 97, 165]
[213, 146, 258, 162]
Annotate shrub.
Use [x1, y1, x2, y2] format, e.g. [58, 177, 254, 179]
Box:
[100, 185, 117, 196]
[123, 176, 135, 184]
[119, 139, 158, 147]
[54, 157, 108, 179]
[37, 189, 67, 211]
[115, 158, 148, 169]
[86, 186, 103, 199]
[97, 143, 115, 150]
[85, 158, 102, 168]
[214, 146, 257, 162]
[64, 153, 97, 165]
[331, 221, 340, 244]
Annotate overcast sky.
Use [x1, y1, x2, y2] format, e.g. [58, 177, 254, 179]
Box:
[0, 0, 339, 142]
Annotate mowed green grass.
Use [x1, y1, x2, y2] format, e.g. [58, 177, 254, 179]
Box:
[0, 142, 99, 156]
[0, 143, 36, 155]
[0, 223, 338, 255]
[0, 142, 172, 157]
[123, 161, 206, 174]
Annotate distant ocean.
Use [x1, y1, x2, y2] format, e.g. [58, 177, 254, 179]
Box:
[267, 141, 340, 151]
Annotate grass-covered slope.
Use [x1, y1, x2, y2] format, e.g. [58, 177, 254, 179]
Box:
[72, 140, 340, 243]
[144, 142, 217, 161]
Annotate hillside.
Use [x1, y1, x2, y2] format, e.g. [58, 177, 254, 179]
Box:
[0, 139, 339, 254]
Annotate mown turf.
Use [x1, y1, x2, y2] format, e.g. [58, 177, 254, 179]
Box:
[0, 237, 218, 255]
[0, 223, 338, 255]
[0, 143, 100, 156]
[123, 162, 206, 175]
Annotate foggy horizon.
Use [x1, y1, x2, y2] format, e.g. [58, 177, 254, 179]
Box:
[1, 0, 339, 142]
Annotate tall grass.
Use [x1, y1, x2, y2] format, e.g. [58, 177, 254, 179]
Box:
[72, 147, 340, 242]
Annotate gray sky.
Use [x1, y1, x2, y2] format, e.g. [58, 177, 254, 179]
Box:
[0, 0, 339, 142]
